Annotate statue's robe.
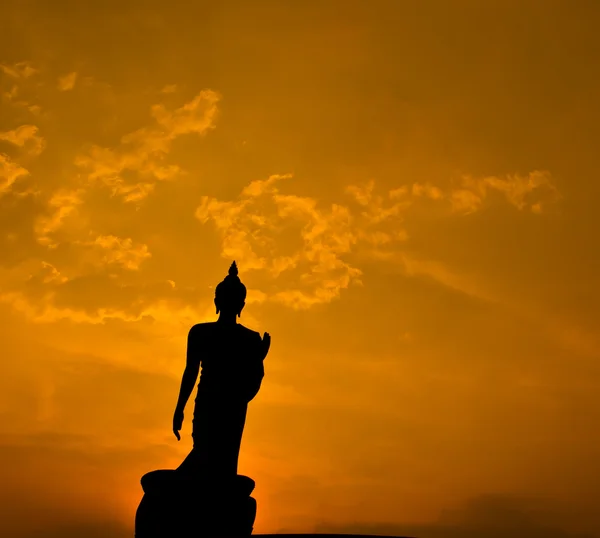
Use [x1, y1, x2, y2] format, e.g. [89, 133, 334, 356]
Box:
[177, 322, 265, 479]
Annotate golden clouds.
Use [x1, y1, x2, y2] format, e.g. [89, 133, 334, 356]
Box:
[0, 81, 226, 328]
[407, 171, 559, 216]
[88, 235, 151, 271]
[0, 124, 46, 156]
[57, 71, 78, 91]
[0, 269, 198, 325]
[0, 124, 45, 196]
[0, 61, 43, 116]
[34, 189, 85, 247]
[0, 58, 562, 330]
[0, 153, 28, 194]
[411, 182, 444, 200]
[0, 72, 46, 200]
[0, 123, 45, 200]
[449, 171, 560, 215]
[198, 170, 558, 309]
[74, 90, 220, 202]
[196, 173, 363, 308]
[0, 61, 38, 79]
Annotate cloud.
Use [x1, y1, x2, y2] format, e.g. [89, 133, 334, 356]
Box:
[57, 71, 78, 91]
[0, 259, 208, 325]
[448, 171, 560, 215]
[314, 494, 593, 538]
[0, 124, 46, 156]
[1, 162, 562, 326]
[397, 252, 497, 303]
[0, 125, 45, 214]
[402, 171, 559, 215]
[2, 84, 19, 102]
[449, 187, 484, 214]
[196, 174, 411, 309]
[74, 90, 220, 202]
[84, 235, 152, 271]
[412, 181, 445, 200]
[346, 179, 376, 206]
[14, 522, 131, 538]
[348, 179, 412, 225]
[0, 61, 38, 79]
[0, 62, 42, 115]
[0, 153, 29, 195]
[34, 189, 85, 247]
[195, 170, 560, 309]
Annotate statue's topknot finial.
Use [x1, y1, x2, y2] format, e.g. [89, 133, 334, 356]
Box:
[215, 261, 246, 311]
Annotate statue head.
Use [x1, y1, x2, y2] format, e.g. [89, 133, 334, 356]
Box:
[214, 261, 247, 317]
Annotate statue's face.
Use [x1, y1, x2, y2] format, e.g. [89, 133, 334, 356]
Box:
[215, 297, 245, 316]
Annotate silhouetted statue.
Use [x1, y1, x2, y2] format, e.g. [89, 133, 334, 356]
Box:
[135, 261, 271, 537]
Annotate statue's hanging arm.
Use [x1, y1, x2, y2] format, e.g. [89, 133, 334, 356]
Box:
[172, 325, 201, 441]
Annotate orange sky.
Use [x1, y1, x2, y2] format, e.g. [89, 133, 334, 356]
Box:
[1, 1, 600, 537]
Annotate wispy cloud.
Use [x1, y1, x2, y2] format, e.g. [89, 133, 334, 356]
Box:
[34, 189, 85, 247]
[397, 252, 497, 303]
[0, 153, 29, 195]
[197, 174, 409, 309]
[57, 71, 78, 91]
[399, 171, 559, 215]
[85, 235, 151, 271]
[2, 84, 19, 103]
[1, 61, 44, 118]
[0, 61, 38, 79]
[0, 124, 46, 156]
[0, 265, 206, 325]
[411, 181, 445, 200]
[447, 171, 560, 214]
[196, 171, 560, 309]
[74, 90, 220, 202]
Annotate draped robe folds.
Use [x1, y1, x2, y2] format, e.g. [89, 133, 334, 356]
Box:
[177, 322, 265, 479]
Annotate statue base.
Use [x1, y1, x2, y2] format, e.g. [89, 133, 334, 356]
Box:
[135, 470, 257, 537]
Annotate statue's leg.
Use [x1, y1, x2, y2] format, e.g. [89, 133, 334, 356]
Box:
[176, 447, 200, 474]
[175, 404, 210, 475]
[179, 400, 248, 478]
[229, 403, 248, 474]
[210, 402, 247, 477]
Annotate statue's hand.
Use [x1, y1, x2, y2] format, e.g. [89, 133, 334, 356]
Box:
[173, 409, 184, 441]
[261, 332, 271, 359]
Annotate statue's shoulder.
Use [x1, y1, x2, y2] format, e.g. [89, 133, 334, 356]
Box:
[237, 324, 262, 340]
[188, 322, 216, 336]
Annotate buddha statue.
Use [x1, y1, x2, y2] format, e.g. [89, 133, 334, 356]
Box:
[135, 261, 270, 537]
[173, 260, 271, 478]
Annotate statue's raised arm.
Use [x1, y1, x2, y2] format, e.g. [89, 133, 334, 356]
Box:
[260, 331, 271, 360]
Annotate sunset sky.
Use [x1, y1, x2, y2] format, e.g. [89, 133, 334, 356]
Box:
[1, 1, 600, 537]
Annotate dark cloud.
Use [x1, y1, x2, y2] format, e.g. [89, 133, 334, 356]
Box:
[315, 494, 596, 538]
[18, 522, 131, 538]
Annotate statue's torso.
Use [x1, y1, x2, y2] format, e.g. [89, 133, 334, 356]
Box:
[193, 322, 264, 405]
